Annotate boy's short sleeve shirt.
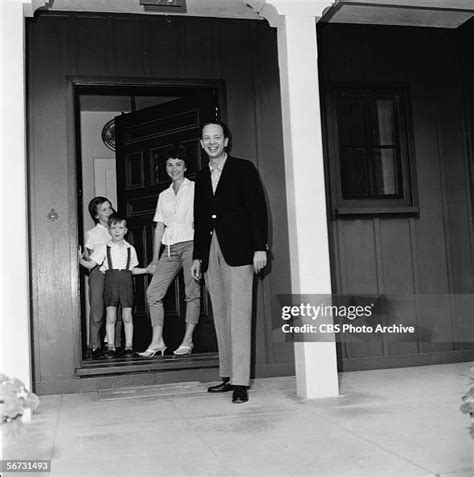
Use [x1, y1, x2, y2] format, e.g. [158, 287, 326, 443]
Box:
[90, 240, 139, 273]
[85, 224, 111, 252]
[153, 178, 194, 245]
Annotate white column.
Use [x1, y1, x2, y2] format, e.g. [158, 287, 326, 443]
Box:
[0, 0, 46, 388]
[248, 0, 339, 398]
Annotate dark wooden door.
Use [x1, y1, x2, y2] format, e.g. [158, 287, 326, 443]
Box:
[114, 93, 218, 353]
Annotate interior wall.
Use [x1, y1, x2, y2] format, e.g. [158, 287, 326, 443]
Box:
[80, 111, 119, 232]
[27, 12, 291, 394]
[318, 23, 474, 369]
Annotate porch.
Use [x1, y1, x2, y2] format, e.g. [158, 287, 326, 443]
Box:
[4, 362, 472, 476]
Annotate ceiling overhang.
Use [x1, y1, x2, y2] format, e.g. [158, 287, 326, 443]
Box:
[35, 0, 474, 29]
[323, 0, 474, 28]
[37, 0, 262, 20]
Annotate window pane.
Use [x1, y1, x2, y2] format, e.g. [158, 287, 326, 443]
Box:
[371, 148, 402, 196]
[340, 148, 369, 198]
[337, 99, 365, 146]
[331, 85, 415, 213]
[375, 99, 394, 146]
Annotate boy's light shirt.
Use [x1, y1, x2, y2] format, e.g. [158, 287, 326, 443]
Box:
[85, 223, 112, 252]
[90, 240, 139, 273]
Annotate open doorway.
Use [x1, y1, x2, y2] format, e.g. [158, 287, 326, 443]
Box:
[74, 78, 225, 372]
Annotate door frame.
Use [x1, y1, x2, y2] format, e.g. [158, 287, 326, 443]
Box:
[67, 76, 226, 375]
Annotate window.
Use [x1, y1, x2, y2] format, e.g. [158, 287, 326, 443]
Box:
[328, 84, 418, 216]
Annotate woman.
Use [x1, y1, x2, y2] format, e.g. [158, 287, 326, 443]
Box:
[140, 145, 200, 357]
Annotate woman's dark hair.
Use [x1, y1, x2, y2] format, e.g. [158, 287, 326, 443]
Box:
[165, 144, 188, 166]
[88, 196, 111, 224]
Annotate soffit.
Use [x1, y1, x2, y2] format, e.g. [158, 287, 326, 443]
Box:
[325, 1, 474, 28]
[38, 1, 474, 29]
[38, 0, 261, 20]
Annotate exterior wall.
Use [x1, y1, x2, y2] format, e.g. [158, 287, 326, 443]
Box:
[318, 23, 474, 369]
[457, 18, 474, 276]
[1, 1, 32, 388]
[27, 14, 473, 392]
[27, 12, 292, 394]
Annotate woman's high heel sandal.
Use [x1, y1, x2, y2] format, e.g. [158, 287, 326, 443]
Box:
[173, 343, 194, 356]
[138, 345, 167, 358]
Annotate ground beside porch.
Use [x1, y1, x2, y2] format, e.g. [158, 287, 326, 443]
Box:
[3, 363, 472, 476]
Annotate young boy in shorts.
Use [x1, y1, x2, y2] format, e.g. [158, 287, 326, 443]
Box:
[79, 214, 150, 358]
[82, 196, 123, 359]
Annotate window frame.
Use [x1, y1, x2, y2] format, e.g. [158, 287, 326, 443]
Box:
[326, 82, 419, 217]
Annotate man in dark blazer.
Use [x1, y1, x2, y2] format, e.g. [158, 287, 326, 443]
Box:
[191, 121, 268, 403]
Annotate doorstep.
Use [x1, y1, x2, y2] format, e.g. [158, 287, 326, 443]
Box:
[76, 352, 219, 377]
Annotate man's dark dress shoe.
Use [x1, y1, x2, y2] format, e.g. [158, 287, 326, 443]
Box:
[208, 378, 233, 393]
[232, 386, 248, 403]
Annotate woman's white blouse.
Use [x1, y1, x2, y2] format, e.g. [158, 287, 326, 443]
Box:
[153, 178, 194, 246]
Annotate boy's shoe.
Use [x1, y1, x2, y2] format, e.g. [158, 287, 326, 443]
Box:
[91, 348, 104, 359]
[104, 348, 117, 359]
[121, 348, 135, 358]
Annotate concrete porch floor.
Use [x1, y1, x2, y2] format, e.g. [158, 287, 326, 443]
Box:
[3, 363, 473, 477]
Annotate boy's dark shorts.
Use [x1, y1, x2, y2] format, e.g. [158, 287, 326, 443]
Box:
[104, 270, 134, 307]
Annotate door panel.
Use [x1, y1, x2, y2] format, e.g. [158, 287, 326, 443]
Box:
[94, 157, 117, 207]
[115, 94, 218, 352]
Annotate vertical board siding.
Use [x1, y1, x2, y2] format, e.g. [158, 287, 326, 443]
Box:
[439, 97, 473, 293]
[182, 19, 215, 79]
[379, 220, 419, 356]
[221, 22, 259, 162]
[29, 17, 75, 381]
[380, 220, 414, 294]
[319, 24, 473, 364]
[149, 18, 181, 78]
[27, 13, 289, 392]
[254, 25, 293, 365]
[76, 17, 111, 76]
[248, 23, 272, 369]
[113, 18, 147, 77]
[340, 220, 385, 359]
[454, 19, 474, 353]
[252, 24, 279, 366]
[341, 220, 379, 294]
